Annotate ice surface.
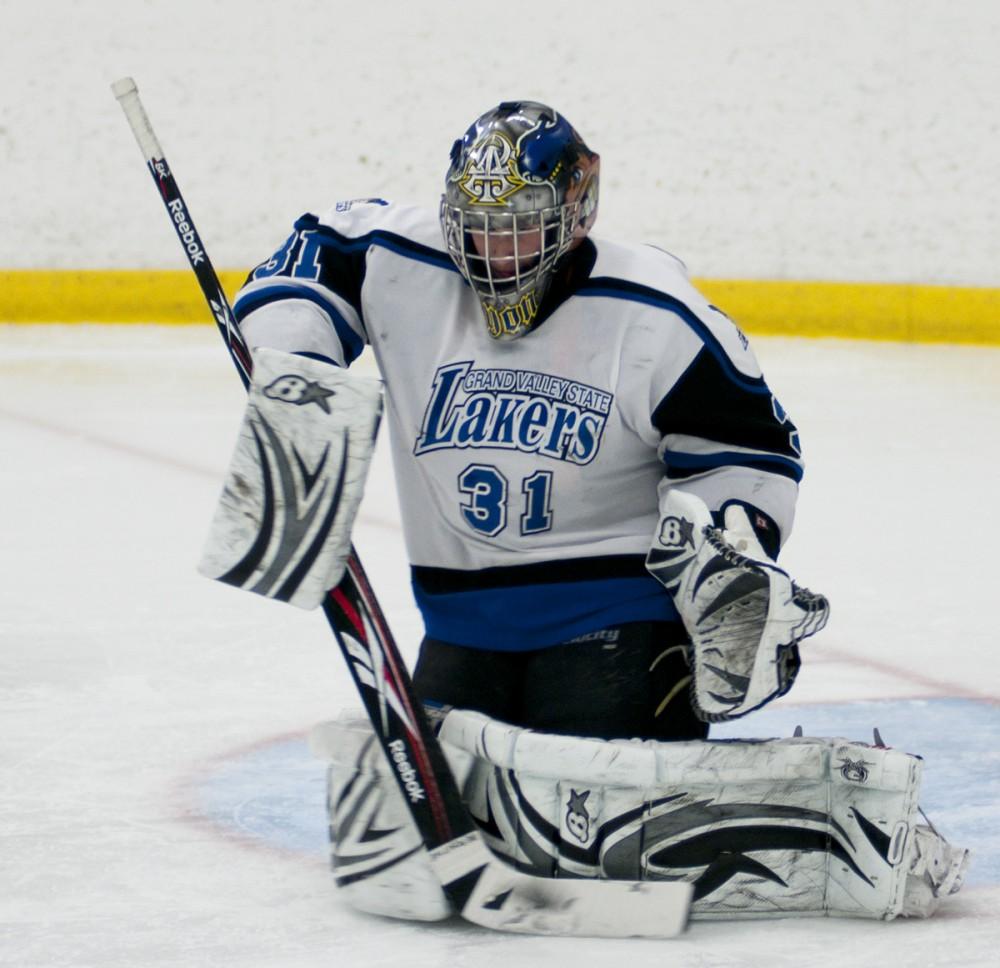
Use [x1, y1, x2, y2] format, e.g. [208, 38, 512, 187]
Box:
[2, 326, 998, 966]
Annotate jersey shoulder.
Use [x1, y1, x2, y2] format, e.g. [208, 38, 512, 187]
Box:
[313, 198, 447, 253]
[586, 237, 759, 377]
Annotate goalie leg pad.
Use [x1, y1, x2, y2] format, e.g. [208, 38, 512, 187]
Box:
[310, 715, 453, 922]
[311, 711, 969, 922]
[199, 348, 382, 610]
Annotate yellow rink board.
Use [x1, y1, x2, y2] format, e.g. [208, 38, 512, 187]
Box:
[1, 270, 998, 344]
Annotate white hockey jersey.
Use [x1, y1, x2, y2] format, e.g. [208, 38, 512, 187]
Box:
[233, 200, 803, 650]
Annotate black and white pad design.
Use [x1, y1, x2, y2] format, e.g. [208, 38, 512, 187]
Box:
[199, 348, 382, 609]
[313, 711, 970, 922]
[646, 489, 829, 721]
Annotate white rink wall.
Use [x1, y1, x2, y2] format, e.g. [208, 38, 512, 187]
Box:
[3, 0, 998, 285]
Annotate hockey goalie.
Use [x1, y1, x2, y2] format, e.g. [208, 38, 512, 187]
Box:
[198, 99, 969, 926]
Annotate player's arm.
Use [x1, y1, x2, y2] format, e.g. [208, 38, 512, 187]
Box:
[639, 309, 828, 720]
[199, 204, 399, 606]
[650, 323, 803, 556]
[232, 205, 381, 367]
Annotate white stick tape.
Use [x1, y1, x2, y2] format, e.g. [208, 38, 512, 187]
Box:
[111, 76, 163, 162]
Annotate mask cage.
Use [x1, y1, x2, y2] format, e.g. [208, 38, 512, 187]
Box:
[441, 200, 581, 319]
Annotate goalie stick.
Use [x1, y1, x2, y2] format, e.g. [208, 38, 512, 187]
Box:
[111, 77, 692, 939]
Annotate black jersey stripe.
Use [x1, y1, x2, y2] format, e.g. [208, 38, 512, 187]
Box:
[652, 346, 802, 461]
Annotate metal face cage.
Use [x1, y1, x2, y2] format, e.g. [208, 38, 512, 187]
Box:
[440, 101, 599, 341]
[441, 199, 582, 339]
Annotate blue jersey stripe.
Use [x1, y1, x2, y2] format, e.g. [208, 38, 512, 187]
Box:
[578, 278, 769, 395]
[411, 574, 678, 651]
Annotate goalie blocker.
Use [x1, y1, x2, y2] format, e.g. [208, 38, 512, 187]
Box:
[199, 348, 382, 609]
[312, 711, 969, 923]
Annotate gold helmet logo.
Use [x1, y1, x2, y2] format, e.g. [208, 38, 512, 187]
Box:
[456, 132, 526, 205]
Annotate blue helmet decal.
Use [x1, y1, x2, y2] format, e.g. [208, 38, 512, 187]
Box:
[518, 112, 578, 182]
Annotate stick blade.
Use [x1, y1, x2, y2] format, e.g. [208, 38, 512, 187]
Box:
[465, 868, 692, 938]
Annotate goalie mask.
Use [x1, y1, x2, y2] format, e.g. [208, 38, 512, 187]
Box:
[441, 101, 600, 340]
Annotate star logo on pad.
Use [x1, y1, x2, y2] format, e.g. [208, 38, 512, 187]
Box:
[263, 375, 336, 413]
[658, 515, 695, 549]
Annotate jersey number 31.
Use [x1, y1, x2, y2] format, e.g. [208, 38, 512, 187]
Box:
[458, 464, 553, 537]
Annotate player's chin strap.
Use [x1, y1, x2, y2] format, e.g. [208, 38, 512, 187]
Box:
[646, 488, 830, 721]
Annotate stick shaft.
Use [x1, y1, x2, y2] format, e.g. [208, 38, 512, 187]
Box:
[113, 77, 253, 387]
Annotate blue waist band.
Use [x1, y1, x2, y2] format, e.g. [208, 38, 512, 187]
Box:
[410, 570, 678, 651]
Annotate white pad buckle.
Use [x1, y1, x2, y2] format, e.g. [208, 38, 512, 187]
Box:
[199, 348, 382, 609]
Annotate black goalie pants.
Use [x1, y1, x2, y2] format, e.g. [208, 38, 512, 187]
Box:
[411, 620, 708, 742]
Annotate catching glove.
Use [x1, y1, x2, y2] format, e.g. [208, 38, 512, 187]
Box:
[646, 489, 829, 721]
